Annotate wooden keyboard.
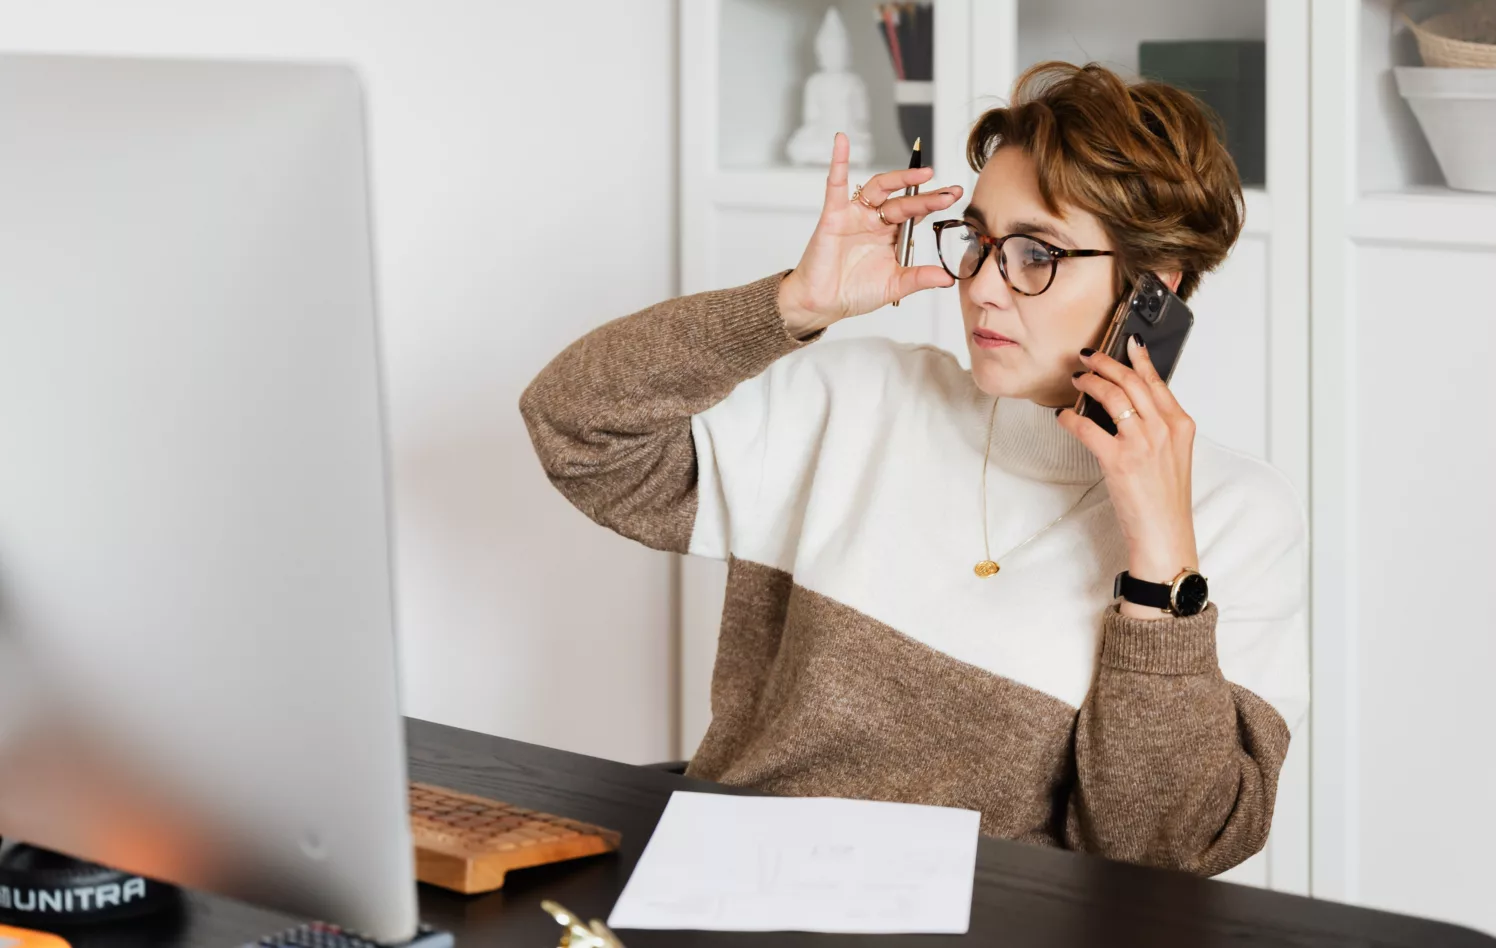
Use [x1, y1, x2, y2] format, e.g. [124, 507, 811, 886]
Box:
[408, 782, 621, 895]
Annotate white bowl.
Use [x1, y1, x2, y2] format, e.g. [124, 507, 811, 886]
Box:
[1395, 66, 1496, 193]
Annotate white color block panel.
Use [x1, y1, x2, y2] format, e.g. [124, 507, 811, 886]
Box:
[1349, 243, 1496, 936]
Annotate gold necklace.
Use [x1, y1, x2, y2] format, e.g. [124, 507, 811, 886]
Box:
[974, 397, 1105, 578]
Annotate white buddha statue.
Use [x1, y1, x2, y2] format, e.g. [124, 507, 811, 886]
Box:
[786, 7, 874, 167]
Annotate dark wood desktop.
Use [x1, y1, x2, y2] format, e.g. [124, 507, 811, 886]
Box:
[43, 718, 1496, 948]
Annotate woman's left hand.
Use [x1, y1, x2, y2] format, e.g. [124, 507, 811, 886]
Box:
[1057, 335, 1199, 616]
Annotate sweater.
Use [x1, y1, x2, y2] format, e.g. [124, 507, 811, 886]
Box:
[519, 271, 1309, 876]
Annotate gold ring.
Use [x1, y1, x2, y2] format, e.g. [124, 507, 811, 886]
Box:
[877, 205, 892, 226]
[1113, 408, 1138, 424]
[852, 183, 878, 209]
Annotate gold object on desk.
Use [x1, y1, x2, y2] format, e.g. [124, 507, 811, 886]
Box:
[542, 900, 627, 948]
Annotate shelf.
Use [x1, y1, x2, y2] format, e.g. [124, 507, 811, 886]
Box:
[1349, 188, 1496, 248]
[718, 0, 925, 171]
[1357, 0, 1445, 194]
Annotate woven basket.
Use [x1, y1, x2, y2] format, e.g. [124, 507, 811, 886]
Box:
[1402, 0, 1496, 68]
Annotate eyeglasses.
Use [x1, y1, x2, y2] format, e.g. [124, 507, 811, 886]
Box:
[931, 220, 1115, 297]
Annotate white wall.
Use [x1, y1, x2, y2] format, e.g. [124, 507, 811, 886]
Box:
[0, 1, 680, 763]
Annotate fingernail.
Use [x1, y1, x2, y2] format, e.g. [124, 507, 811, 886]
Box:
[1079, 347, 1096, 358]
[1129, 333, 1145, 348]
[1071, 370, 1086, 379]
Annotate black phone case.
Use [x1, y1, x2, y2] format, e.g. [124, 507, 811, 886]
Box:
[1077, 272, 1194, 436]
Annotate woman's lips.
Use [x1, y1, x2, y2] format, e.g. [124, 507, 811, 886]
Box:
[972, 328, 1017, 349]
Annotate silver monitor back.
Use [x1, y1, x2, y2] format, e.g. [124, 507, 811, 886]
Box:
[0, 54, 418, 943]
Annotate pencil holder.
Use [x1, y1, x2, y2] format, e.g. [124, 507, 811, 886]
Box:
[894, 80, 934, 166]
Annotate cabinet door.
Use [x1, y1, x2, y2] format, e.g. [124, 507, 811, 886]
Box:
[1311, 0, 1496, 935]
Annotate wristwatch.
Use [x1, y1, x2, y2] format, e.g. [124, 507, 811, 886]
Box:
[1113, 567, 1210, 617]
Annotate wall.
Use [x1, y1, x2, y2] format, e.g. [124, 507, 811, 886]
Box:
[0, 0, 680, 763]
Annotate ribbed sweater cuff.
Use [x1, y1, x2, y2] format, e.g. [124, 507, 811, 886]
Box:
[1099, 602, 1219, 675]
[706, 270, 824, 378]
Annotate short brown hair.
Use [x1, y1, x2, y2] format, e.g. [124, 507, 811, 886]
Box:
[965, 61, 1244, 302]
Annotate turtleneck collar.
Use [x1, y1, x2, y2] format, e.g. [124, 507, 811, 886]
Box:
[981, 396, 1103, 485]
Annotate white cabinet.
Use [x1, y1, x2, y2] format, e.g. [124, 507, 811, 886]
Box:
[1310, 0, 1496, 936]
[678, 0, 1493, 931]
[678, 0, 1310, 894]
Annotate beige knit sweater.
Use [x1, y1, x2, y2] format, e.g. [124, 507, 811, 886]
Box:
[519, 272, 1309, 877]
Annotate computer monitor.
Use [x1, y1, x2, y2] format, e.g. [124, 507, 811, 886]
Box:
[0, 53, 419, 944]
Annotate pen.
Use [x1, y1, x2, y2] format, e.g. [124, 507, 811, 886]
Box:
[893, 137, 921, 308]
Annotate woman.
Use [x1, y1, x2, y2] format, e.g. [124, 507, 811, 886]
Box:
[520, 62, 1307, 876]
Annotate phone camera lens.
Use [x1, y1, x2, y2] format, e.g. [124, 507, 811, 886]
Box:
[1131, 294, 1158, 324]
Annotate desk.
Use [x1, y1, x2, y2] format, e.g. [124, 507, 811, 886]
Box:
[47, 718, 1496, 948]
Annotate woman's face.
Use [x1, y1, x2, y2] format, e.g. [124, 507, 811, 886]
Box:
[958, 146, 1177, 407]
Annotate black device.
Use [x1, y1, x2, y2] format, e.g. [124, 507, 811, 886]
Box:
[1115, 568, 1211, 617]
[0, 842, 178, 926]
[1075, 270, 1194, 436]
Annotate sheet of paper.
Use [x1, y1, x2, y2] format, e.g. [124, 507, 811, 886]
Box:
[607, 790, 980, 934]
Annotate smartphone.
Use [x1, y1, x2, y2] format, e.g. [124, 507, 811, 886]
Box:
[1074, 271, 1194, 436]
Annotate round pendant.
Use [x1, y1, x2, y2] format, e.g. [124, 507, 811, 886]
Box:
[974, 560, 1000, 578]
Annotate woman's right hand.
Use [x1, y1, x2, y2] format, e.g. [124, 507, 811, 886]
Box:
[777, 132, 964, 339]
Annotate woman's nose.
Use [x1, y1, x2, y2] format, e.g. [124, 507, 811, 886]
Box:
[965, 250, 1014, 310]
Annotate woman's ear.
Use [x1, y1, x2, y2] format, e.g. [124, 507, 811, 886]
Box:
[1160, 271, 1184, 293]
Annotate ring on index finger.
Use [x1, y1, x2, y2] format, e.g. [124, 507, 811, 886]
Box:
[852, 182, 879, 209]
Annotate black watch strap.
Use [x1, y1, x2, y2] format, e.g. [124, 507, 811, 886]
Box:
[1113, 571, 1173, 610]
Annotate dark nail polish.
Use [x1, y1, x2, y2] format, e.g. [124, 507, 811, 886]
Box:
[1071, 370, 1086, 379]
[1129, 333, 1145, 348]
[1080, 347, 1096, 358]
